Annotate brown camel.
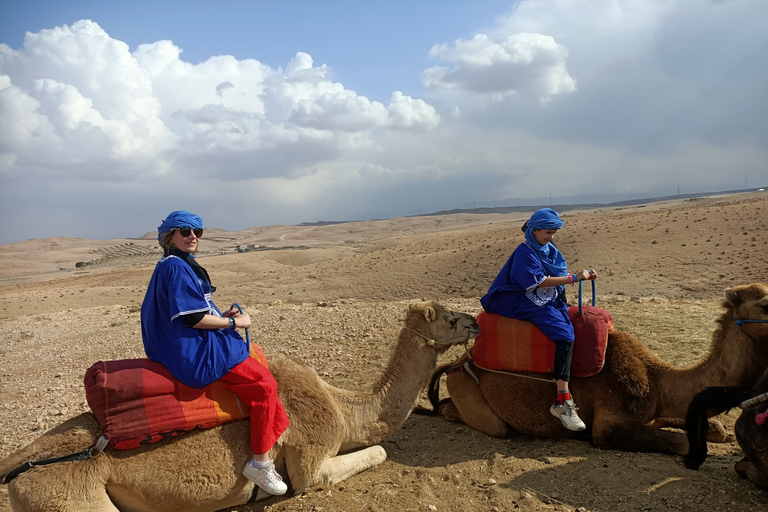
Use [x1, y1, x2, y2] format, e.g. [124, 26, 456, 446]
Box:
[424, 283, 768, 455]
[0, 301, 480, 512]
[685, 369, 768, 488]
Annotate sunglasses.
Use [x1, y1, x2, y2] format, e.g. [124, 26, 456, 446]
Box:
[177, 228, 203, 238]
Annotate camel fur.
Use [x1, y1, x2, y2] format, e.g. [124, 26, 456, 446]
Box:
[0, 301, 480, 512]
[685, 368, 768, 488]
[424, 283, 768, 455]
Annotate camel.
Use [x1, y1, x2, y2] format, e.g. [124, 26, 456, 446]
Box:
[685, 368, 768, 488]
[0, 301, 480, 512]
[421, 283, 768, 455]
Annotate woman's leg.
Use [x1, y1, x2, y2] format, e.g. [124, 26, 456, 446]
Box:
[220, 357, 290, 454]
[220, 357, 291, 494]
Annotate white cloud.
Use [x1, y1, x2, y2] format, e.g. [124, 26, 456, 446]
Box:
[0, 21, 440, 185]
[423, 32, 576, 103]
[0, 1, 766, 243]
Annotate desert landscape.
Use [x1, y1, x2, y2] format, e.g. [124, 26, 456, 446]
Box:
[1, 191, 767, 512]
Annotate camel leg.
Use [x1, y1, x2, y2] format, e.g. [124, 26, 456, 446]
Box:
[8, 463, 118, 512]
[592, 414, 689, 455]
[648, 417, 730, 442]
[444, 371, 509, 438]
[734, 457, 768, 488]
[284, 445, 387, 494]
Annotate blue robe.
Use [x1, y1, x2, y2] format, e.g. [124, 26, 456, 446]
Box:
[480, 243, 574, 342]
[141, 254, 248, 388]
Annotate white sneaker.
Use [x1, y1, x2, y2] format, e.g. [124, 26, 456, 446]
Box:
[550, 399, 587, 431]
[242, 459, 288, 495]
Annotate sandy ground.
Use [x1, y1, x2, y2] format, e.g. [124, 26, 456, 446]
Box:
[1, 191, 767, 511]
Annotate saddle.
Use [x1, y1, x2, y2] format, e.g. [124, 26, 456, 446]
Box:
[84, 344, 268, 450]
[472, 281, 614, 377]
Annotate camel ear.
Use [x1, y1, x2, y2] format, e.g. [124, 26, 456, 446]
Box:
[423, 306, 436, 323]
[725, 288, 742, 307]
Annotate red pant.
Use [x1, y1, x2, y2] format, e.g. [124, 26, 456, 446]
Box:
[219, 357, 290, 454]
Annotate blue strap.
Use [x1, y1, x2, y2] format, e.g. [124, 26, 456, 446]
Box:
[577, 280, 597, 315]
[734, 318, 768, 326]
[231, 303, 250, 353]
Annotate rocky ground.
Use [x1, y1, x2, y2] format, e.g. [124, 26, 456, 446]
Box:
[1, 191, 767, 511]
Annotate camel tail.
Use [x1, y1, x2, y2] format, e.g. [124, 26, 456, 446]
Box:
[412, 362, 455, 416]
[684, 385, 752, 470]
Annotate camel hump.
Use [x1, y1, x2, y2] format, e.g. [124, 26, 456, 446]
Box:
[604, 331, 651, 400]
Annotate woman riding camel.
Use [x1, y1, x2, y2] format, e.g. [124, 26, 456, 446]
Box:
[141, 210, 290, 494]
[480, 208, 597, 431]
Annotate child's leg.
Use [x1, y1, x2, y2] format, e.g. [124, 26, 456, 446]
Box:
[553, 339, 574, 403]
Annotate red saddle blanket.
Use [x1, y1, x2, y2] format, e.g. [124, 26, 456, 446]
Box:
[472, 307, 614, 377]
[84, 344, 268, 450]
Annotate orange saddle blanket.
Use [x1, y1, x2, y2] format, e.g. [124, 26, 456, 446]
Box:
[472, 307, 614, 377]
[84, 344, 268, 450]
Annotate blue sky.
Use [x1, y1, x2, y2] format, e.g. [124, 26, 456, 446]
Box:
[1, 0, 766, 243]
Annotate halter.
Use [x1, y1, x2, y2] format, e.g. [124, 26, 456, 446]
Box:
[405, 312, 463, 347]
[732, 317, 768, 343]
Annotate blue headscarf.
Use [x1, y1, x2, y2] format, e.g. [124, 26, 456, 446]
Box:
[523, 208, 568, 277]
[157, 211, 204, 243]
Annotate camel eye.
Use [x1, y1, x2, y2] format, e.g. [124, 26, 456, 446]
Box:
[761, 303, 768, 314]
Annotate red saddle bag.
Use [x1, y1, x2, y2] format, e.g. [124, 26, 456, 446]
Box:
[472, 281, 613, 377]
[84, 344, 268, 450]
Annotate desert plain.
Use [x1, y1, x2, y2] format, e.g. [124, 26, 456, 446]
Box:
[1, 191, 767, 512]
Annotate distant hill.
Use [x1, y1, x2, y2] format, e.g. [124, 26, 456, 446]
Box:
[296, 187, 767, 227]
[424, 187, 766, 217]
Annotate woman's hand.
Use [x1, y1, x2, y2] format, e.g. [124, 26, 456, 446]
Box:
[233, 313, 252, 329]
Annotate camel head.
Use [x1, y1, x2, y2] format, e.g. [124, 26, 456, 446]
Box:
[722, 283, 768, 346]
[403, 301, 480, 353]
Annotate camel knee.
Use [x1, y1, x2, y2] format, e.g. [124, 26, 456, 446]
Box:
[443, 399, 509, 439]
[705, 419, 731, 443]
[438, 401, 464, 423]
[735, 458, 768, 488]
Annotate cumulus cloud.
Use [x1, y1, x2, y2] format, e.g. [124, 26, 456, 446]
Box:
[0, 21, 440, 183]
[423, 32, 576, 103]
[0, 1, 766, 244]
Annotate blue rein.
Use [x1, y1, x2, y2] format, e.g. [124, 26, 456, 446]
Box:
[732, 316, 768, 343]
[231, 302, 250, 353]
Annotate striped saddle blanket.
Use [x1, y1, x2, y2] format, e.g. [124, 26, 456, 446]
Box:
[84, 344, 268, 450]
[472, 307, 614, 377]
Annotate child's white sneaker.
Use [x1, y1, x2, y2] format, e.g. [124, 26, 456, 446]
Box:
[550, 399, 587, 431]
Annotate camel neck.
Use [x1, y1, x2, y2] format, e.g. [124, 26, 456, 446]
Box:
[339, 330, 440, 446]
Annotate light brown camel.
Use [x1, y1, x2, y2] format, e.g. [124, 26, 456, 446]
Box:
[0, 301, 480, 512]
[686, 369, 768, 487]
[424, 283, 768, 455]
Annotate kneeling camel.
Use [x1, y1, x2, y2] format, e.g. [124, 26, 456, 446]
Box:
[0, 301, 479, 512]
[423, 283, 768, 455]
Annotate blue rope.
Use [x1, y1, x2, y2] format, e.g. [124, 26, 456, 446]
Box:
[230, 303, 250, 353]
[577, 280, 596, 315]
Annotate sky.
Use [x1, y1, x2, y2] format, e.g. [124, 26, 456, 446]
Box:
[0, 0, 766, 243]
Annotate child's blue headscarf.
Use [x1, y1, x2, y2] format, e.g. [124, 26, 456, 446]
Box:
[157, 211, 204, 242]
[524, 208, 568, 277]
